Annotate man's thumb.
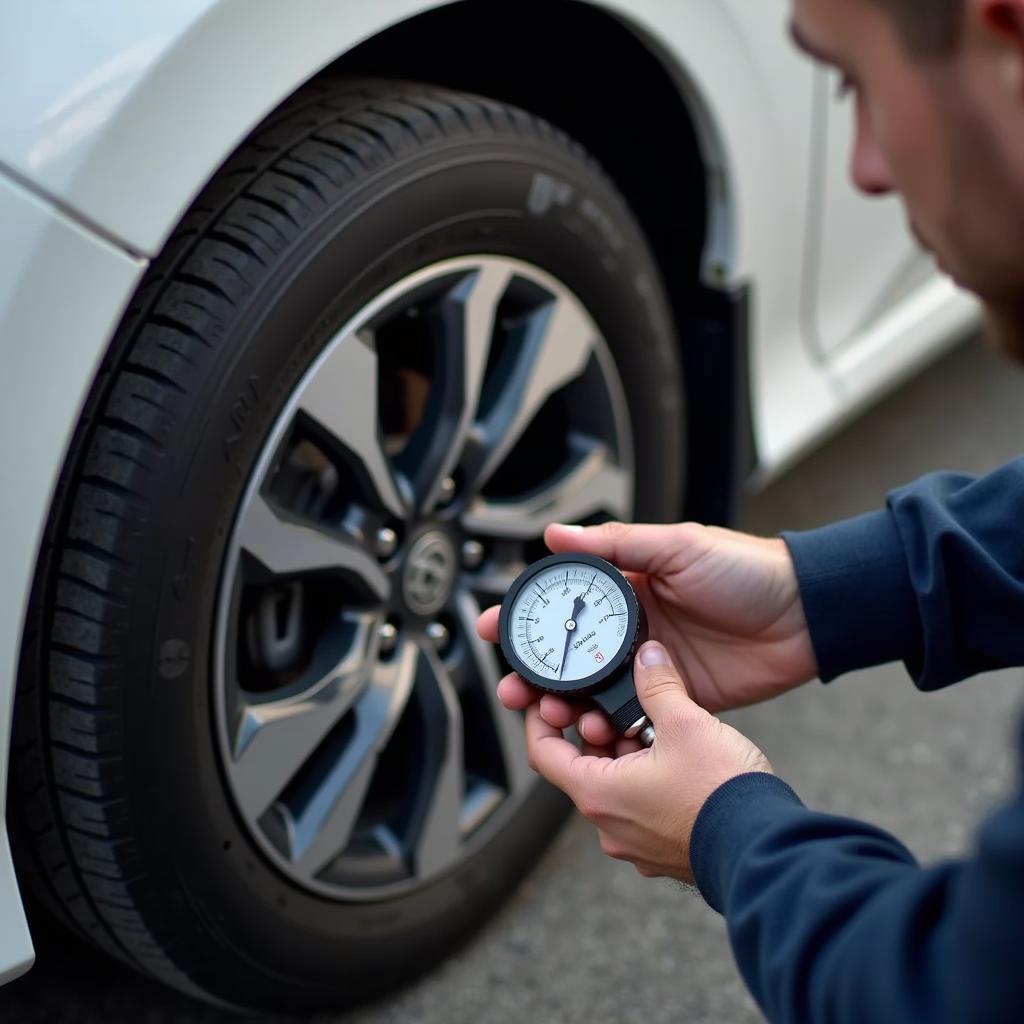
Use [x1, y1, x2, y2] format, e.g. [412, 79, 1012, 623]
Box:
[634, 642, 700, 728]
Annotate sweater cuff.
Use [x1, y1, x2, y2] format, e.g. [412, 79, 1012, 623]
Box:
[782, 508, 922, 682]
[690, 772, 804, 913]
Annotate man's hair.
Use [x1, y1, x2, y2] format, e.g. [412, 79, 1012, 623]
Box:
[869, 0, 965, 55]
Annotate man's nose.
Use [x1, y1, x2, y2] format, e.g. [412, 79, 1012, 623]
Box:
[850, 109, 895, 196]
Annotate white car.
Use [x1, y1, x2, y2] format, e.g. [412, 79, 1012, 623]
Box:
[0, 0, 977, 1011]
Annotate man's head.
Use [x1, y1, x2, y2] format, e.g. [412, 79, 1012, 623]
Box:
[790, 0, 1024, 358]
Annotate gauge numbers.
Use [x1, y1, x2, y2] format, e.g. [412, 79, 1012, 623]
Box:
[507, 561, 630, 682]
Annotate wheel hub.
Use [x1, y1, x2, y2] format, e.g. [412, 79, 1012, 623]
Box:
[400, 528, 458, 617]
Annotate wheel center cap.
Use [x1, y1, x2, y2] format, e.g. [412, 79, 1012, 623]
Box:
[402, 530, 457, 615]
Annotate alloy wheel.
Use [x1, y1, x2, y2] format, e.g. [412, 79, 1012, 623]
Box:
[213, 255, 635, 899]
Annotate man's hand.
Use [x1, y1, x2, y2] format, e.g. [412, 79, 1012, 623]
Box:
[477, 520, 817, 747]
[525, 641, 771, 882]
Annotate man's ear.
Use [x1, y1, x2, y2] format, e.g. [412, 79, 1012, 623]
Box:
[972, 0, 1024, 95]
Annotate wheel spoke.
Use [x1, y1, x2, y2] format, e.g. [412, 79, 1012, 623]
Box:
[461, 438, 630, 540]
[289, 639, 419, 878]
[410, 641, 465, 877]
[462, 292, 597, 493]
[297, 328, 409, 518]
[454, 590, 534, 797]
[417, 264, 512, 513]
[231, 614, 381, 821]
[238, 493, 389, 600]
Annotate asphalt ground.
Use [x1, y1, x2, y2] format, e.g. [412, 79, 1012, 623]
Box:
[5, 335, 1024, 1023]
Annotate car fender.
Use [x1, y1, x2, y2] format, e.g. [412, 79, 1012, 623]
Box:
[2, 0, 834, 465]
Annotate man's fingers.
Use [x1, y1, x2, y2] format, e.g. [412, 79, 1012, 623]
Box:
[525, 704, 586, 795]
[536, 697, 618, 739]
[578, 709, 618, 747]
[539, 694, 584, 729]
[476, 605, 500, 643]
[496, 673, 540, 711]
[495, 676, 597, 732]
[633, 641, 705, 731]
[544, 522, 681, 573]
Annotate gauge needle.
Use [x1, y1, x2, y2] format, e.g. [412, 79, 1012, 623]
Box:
[558, 594, 587, 679]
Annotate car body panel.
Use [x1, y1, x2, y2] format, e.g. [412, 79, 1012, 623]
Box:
[0, 0, 841, 465]
[0, 0, 978, 983]
[603, 0, 842, 471]
[0, 0, 445, 255]
[0, 830, 32, 984]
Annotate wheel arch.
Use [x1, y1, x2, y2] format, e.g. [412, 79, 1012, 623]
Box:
[329, 0, 754, 522]
[8, 0, 756, 517]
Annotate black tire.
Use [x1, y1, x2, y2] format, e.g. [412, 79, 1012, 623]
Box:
[11, 78, 685, 1011]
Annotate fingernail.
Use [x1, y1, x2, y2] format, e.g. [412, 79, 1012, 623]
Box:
[558, 524, 585, 532]
[638, 642, 668, 667]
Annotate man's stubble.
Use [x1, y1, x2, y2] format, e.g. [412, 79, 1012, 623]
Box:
[934, 75, 1024, 365]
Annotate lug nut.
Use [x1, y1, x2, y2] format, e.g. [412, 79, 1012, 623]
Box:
[375, 526, 398, 559]
[378, 621, 399, 655]
[437, 477, 457, 505]
[461, 539, 485, 570]
[426, 622, 450, 651]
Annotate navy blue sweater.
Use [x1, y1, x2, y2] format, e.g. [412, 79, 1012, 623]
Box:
[689, 460, 1024, 1023]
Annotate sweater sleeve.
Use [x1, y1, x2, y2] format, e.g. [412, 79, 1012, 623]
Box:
[690, 750, 1024, 1024]
[782, 458, 1024, 689]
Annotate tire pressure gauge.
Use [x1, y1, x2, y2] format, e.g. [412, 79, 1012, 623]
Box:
[498, 553, 656, 746]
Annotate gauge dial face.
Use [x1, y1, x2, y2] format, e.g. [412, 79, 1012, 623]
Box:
[505, 560, 633, 683]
